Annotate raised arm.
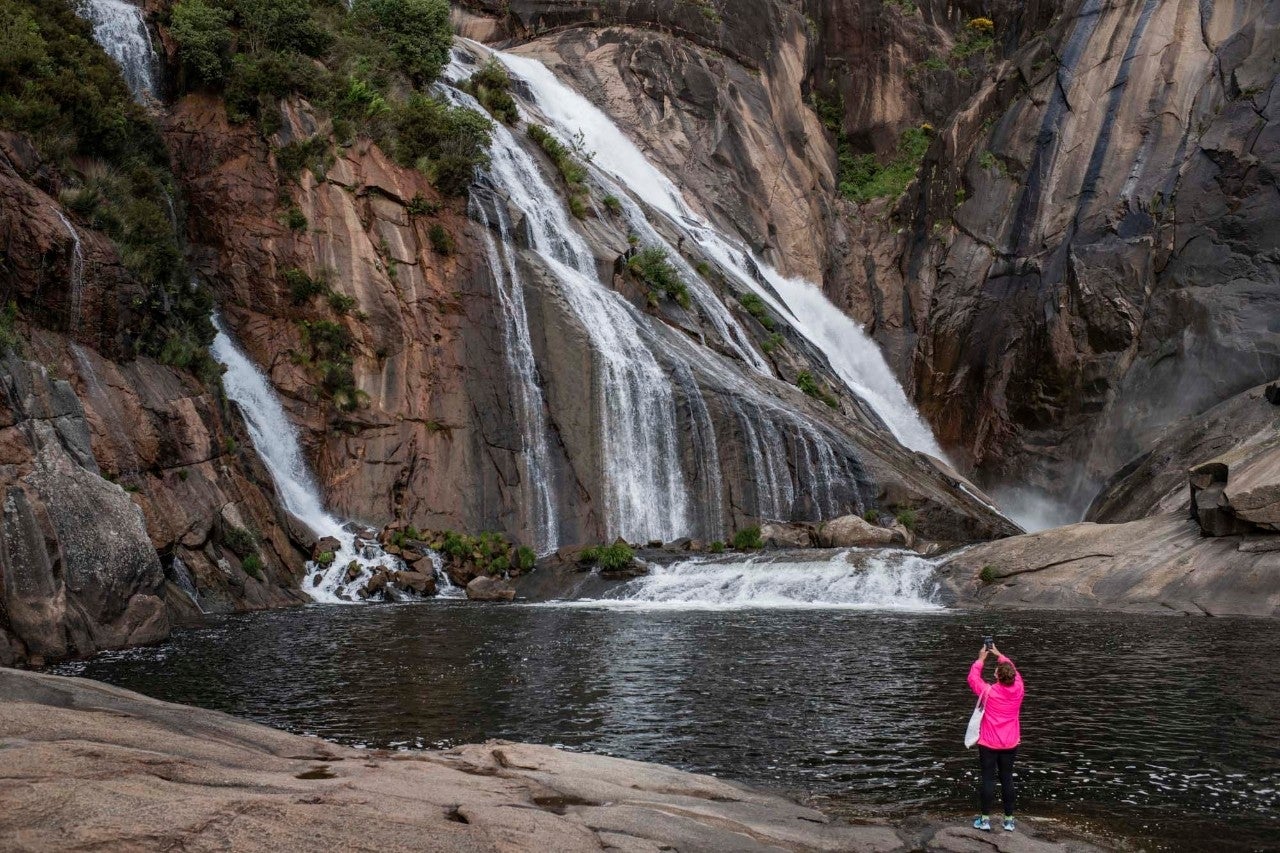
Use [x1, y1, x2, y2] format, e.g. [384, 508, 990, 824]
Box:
[968, 647, 989, 696]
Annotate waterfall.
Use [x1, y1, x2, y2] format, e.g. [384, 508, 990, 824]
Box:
[470, 190, 561, 553]
[54, 211, 85, 332]
[78, 0, 158, 103]
[558, 549, 943, 610]
[446, 83, 692, 543]
[209, 316, 428, 603]
[491, 49, 944, 458]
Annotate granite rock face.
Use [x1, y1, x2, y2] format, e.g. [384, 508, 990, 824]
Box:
[940, 513, 1280, 618]
[163, 82, 1014, 548]
[461, 0, 1280, 515]
[0, 134, 309, 666]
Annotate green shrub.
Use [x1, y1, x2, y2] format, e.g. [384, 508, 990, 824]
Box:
[428, 223, 454, 255]
[863, 508, 881, 523]
[315, 550, 336, 566]
[488, 554, 510, 575]
[393, 94, 493, 195]
[283, 205, 308, 231]
[627, 247, 690, 309]
[170, 0, 234, 85]
[895, 507, 918, 531]
[597, 542, 635, 571]
[222, 524, 256, 558]
[242, 553, 265, 580]
[602, 194, 622, 214]
[838, 126, 931, 203]
[515, 545, 537, 572]
[441, 530, 471, 559]
[462, 59, 519, 125]
[297, 319, 366, 411]
[732, 526, 763, 550]
[222, 435, 238, 453]
[761, 332, 783, 354]
[979, 565, 997, 585]
[275, 136, 331, 183]
[737, 292, 775, 329]
[327, 291, 356, 314]
[236, 0, 332, 57]
[284, 268, 325, 304]
[796, 371, 838, 409]
[351, 0, 452, 84]
[709, 540, 725, 554]
[952, 19, 996, 60]
[0, 1, 215, 379]
[527, 124, 592, 216]
[0, 302, 20, 355]
[407, 193, 438, 216]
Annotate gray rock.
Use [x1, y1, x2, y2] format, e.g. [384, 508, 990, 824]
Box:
[466, 575, 516, 601]
[760, 522, 813, 549]
[816, 514, 902, 548]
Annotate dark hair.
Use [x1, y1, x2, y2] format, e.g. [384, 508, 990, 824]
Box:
[995, 661, 1016, 686]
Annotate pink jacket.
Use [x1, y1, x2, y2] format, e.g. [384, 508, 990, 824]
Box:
[968, 654, 1024, 749]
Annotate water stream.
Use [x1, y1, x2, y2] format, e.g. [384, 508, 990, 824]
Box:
[77, 0, 158, 103]
[492, 47, 944, 458]
[54, 211, 85, 332]
[209, 317, 435, 602]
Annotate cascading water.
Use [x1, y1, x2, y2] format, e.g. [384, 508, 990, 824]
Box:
[446, 81, 692, 542]
[492, 48, 944, 458]
[209, 316, 438, 602]
[78, 0, 158, 103]
[558, 549, 943, 610]
[54, 211, 85, 332]
[469, 189, 560, 553]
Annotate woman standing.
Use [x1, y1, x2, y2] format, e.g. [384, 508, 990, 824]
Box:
[968, 643, 1024, 832]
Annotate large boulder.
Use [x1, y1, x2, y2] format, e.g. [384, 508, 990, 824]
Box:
[759, 523, 813, 549]
[465, 576, 516, 601]
[392, 570, 436, 596]
[816, 515, 903, 548]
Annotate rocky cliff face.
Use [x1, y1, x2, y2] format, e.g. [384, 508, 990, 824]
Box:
[163, 82, 1012, 547]
[462, 0, 1280, 516]
[0, 134, 309, 666]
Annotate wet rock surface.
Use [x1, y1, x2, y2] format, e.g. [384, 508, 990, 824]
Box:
[0, 669, 1113, 852]
[464, 0, 1280, 514]
[940, 513, 1280, 618]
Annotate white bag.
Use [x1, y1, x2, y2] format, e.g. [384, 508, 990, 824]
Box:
[964, 687, 990, 748]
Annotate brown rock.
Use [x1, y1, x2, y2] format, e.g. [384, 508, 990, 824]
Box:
[392, 570, 436, 596]
[816, 515, 902, 548]
[759, 522, 813, 549]
[465, 576, 516, 602]
[313, 538, 341, 560]
[364, 569, 390, 597]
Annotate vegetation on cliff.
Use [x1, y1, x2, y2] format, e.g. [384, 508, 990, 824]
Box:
[166, 0, 490, 196]
[0, 0, 215, 377]
[811, 89, 932, 204]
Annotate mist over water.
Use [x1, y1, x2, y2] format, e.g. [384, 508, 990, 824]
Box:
[990, 485, 1084, 532]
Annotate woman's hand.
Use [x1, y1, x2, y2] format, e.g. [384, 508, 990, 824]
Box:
[989, 643, 1001, 657]
[978, 646, 989, 661]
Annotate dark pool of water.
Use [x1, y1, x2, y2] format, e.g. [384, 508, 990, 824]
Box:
[55, 604, 1280, 850]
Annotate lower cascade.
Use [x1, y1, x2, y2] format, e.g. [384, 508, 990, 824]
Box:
[567, 549, 943, 610]
[210, 317, 446, 602]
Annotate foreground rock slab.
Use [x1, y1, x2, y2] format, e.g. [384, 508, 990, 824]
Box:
[0, 670, 1111, 852]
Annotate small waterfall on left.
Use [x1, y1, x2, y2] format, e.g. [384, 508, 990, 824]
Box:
[210, 316, 436, 602]
[78, 0, 158, 103]
[54, 211, 85, 332]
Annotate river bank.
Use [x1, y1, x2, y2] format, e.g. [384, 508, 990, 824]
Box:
[45, 605, 1280, 850]
[0, 668, 1119, 852]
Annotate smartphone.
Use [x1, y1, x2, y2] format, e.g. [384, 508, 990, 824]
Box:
[983, 636, 994, 650]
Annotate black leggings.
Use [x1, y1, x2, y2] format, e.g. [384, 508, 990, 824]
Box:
[978, 746, 1017, 815]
